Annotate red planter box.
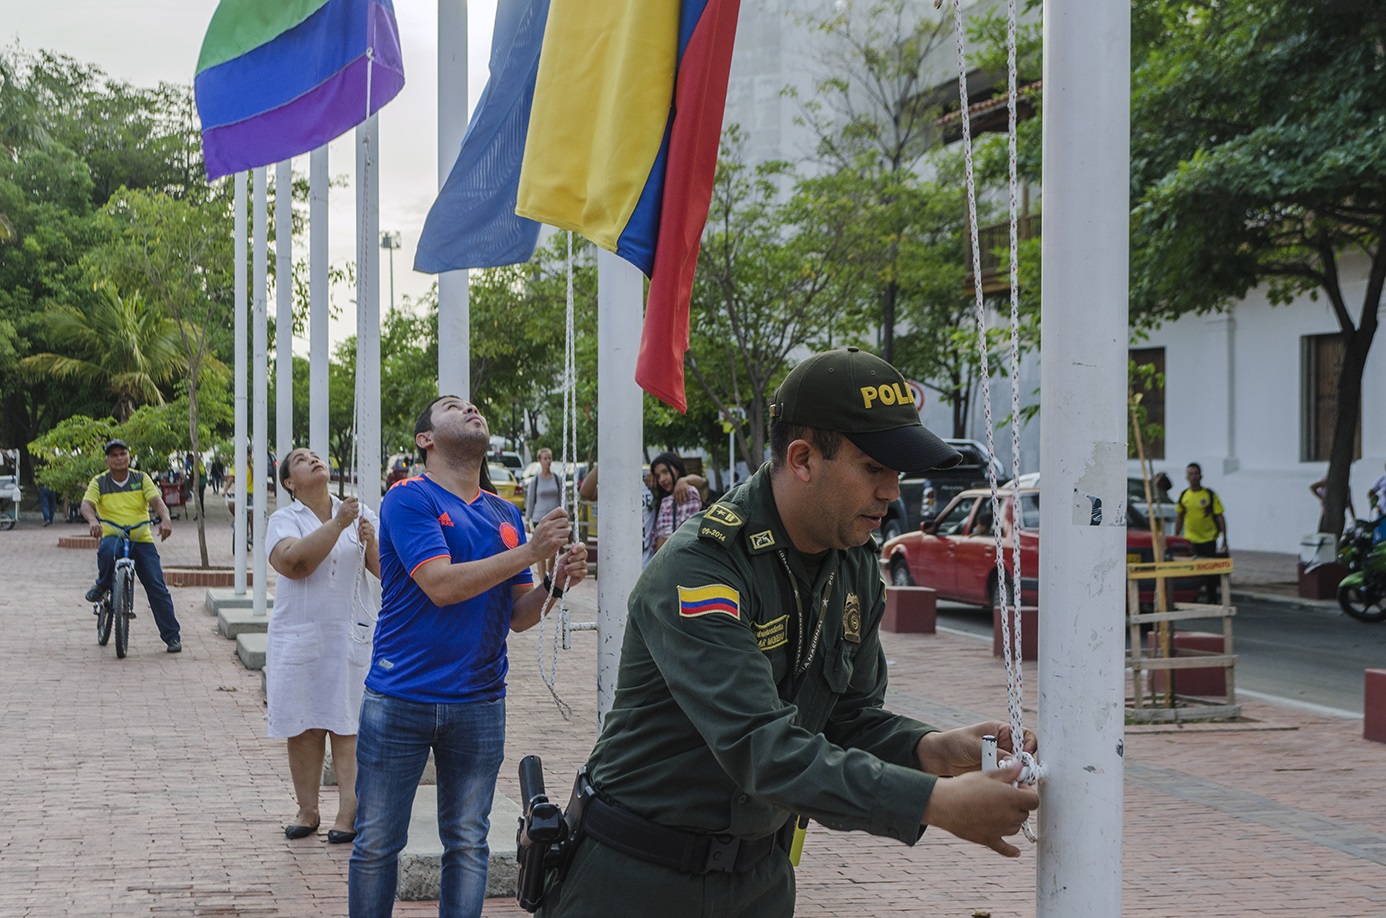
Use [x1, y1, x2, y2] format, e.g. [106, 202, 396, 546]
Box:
[1147, 631, 1227, 697]
[1298, 561, 1348, 600]
[883, 586, 936, 634]
[992, 605, 1038, 661]
[1366, 669, 1386, 744]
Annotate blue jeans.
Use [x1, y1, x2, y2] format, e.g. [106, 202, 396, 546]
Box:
[349, 689, 506, 918]
[96, 537, 180, 644]
[39, 488, 57, 523]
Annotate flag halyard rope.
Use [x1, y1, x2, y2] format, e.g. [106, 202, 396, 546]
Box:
[944, 0, 1040, 841]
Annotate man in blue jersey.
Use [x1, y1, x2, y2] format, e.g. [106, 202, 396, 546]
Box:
[349, 395, 587, 918]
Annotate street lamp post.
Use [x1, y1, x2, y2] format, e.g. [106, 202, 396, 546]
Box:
[380, 230, 401, 314]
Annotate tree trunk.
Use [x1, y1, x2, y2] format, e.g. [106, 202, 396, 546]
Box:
[1318, 261, 1382, 534]
[188, 381, 210, 567]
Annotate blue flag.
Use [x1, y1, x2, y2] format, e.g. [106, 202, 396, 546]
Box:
[414, 0, 550, 272]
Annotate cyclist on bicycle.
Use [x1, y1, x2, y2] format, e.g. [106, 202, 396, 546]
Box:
[80, 439, 182, 653]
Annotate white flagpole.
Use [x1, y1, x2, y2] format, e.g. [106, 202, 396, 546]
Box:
[595, 250, 644, 728]
[310, 146, 330, 461]
[1036, 0, 1130, 912]
[252, 167, 270, 617]
[437, 0, 470, 399]
[233, 172, 248, 595]
[356, 117, 382, 515]
[275, 159, 294, 484]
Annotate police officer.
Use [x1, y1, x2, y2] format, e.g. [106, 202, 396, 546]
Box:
[539, 348, 1039, 917]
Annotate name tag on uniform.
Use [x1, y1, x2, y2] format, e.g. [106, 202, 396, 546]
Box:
[752, 614, 789, 652]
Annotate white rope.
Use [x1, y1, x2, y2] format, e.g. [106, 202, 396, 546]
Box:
[944, 0, 1038, 839]
[534, 231, 579, 720]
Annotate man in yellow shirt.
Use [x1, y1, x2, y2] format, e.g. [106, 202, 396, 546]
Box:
[1175, 462, 1227, 602]
[80, 440, 182, 653]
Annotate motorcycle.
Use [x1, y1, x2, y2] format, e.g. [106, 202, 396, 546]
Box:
[1336, 518, 1386, 623]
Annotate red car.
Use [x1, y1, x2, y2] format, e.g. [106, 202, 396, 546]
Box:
[880, 485, 1200, 609]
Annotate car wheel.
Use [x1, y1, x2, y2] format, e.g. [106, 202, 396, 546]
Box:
[881, 518, 903, 544]
[889, 558, 914, 587]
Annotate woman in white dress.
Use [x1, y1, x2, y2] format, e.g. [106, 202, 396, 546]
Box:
[266, 448, 381, 843]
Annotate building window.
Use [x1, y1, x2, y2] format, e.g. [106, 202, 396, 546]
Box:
[1301, 333, 1361, 462]
[1129, 347, 1165, 461]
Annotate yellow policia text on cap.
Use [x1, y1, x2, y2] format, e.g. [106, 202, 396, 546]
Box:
[860, 382, 914, 409]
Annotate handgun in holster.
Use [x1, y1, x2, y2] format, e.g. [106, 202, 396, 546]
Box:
[515, 756, 595, 913]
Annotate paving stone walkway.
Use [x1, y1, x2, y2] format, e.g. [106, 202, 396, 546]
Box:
[1, 502, 1382, 916]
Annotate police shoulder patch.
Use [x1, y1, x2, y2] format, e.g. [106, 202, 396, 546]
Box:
[678, 584, 740, 619]
[698, 502, 746, 549]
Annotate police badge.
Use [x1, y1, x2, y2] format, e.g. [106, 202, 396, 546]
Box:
[843, 593, 862, 643]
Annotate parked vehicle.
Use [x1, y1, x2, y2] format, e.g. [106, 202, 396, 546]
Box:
[1335, 518, 1386, 623]
[879, 439, 1005, 543]
[881, 485, 1200, 609]
[489, 463, 525, 511]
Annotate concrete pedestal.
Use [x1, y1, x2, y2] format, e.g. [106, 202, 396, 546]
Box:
[218, 607, 271, 638]
[882, 586, 936, 633]
[205, 588, 257, 616]
[236, 632, 267, 670]
[396, 786, 521, 901]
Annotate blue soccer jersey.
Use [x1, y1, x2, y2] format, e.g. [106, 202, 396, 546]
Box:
[371, 475, 533, 703]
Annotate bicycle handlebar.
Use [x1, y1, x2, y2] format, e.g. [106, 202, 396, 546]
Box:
[95, 517, 154, 538]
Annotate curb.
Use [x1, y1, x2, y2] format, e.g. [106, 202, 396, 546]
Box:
[1230, 588, 1341, 617]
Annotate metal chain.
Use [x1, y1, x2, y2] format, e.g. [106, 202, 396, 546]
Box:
[947, 0, 1036, 839]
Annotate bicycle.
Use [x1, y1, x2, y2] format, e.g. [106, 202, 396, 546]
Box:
[92, 517, 152, 659]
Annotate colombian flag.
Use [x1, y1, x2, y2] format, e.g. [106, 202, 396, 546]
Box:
[678, 584, 741, 619]
[195, 0, 405, 182]
[515, 0, 743, 412]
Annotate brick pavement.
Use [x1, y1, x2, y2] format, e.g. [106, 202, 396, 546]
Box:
[1, 503, 1384, 916]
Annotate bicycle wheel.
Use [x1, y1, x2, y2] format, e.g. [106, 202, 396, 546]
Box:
[113, 567, 132, 659]
[96, 597, 113, 646]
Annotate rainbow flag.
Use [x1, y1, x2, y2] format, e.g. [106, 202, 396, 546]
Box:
[195, 0, 405, 182]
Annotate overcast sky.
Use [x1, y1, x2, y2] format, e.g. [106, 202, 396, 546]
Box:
[6, 0, 502, 342]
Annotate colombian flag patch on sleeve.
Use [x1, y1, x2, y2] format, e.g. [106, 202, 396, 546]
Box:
[678, 584, 740, 619]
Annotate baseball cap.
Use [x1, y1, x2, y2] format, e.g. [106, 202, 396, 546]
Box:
[770, 348, 961, 475]
[104, 439, 129, 454]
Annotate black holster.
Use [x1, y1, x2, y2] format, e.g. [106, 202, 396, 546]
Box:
[515, 760, 594, 913]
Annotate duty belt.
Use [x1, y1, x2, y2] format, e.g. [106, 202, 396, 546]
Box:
[581, 794, 784, 875]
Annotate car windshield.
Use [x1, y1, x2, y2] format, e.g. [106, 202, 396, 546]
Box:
[933, 497, 978, 536]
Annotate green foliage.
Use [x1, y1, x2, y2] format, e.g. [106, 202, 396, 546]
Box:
[19, 282, 186, 420]
[0, 44, 219, 488]
[27, 400, 193, 501]
[1130, 0, 1386, 531]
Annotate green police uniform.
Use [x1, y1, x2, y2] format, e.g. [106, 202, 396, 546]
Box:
[541, 465, 941, 918]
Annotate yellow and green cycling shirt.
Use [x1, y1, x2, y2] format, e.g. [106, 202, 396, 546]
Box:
[84, 470, 158, 542]
[1177, 487, 1223, 544]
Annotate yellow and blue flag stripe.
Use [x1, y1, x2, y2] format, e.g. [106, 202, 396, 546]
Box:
[678, 584, 740, 619]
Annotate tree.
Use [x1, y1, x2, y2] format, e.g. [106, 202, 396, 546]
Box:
[19, 282, 186, 420]
[1130, 0, 1386, 534]
[91, 187, 235, 566]
[686, 131, 872, 469]
[795, 0, 953, 363]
